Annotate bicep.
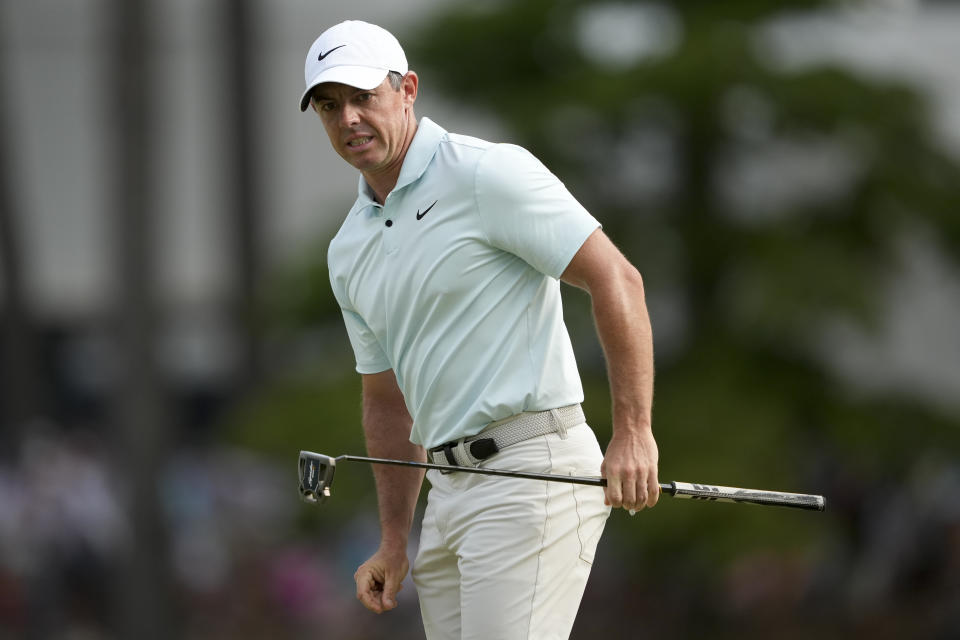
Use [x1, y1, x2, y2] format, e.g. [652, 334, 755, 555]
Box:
[362, 370, 406, 411]
[561, 228, 641, 294]
[362, 370, 412, 427]
[361, 370, 417, 454]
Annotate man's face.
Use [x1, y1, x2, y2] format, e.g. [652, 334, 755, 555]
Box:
[310, 73, 418, 179]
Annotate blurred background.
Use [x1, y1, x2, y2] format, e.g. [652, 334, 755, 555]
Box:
[1, 0, 958, 638]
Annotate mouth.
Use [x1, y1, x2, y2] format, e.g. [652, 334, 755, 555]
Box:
[346, 135, 374, 150]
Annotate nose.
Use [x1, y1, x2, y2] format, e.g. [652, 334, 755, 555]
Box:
[340, 101, 361, 128]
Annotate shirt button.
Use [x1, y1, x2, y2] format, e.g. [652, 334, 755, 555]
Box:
[385, 219, 393, 227]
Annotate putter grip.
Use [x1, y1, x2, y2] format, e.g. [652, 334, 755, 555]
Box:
[666, 481, 826, 511]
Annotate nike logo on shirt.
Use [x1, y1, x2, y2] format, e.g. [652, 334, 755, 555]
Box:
[416, 200, 438, 220]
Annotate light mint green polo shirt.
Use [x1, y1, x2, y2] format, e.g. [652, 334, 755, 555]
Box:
[328, 117, 600, 448]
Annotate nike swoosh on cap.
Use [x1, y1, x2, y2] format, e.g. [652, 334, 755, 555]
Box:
[416, 200, 438, 220]
[318, 44, 346, 61]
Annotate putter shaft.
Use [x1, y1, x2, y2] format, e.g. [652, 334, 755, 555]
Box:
[330, 454, 825, 511]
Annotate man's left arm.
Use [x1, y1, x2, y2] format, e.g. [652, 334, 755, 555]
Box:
[561, 228, 659, 512]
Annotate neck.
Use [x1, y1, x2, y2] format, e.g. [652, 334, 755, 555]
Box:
[364, 116, 419, 205]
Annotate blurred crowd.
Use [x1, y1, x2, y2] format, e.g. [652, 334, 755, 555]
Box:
[0, 424, 424, 640]
[0, 425, 957, 639]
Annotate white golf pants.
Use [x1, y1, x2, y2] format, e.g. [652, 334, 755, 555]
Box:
[412, 423, 611, 640]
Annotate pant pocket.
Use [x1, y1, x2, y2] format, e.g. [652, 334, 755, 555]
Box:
[571, 470, 610, 564]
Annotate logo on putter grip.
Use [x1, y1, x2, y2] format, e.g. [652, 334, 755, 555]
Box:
[691, 484, 719, 500]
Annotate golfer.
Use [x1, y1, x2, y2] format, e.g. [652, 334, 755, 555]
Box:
[300, 20, 659, 639]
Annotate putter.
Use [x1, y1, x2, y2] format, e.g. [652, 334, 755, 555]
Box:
[298, 451, 826, 512]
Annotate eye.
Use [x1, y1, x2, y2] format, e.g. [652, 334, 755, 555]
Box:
[356, 92, 373, 102]
[317, 101, 336, 113]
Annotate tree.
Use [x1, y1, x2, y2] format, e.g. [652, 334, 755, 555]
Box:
[227, 3, 960, 635]
[221, 0, 264, 393]
[107, 0, 177, 636]
[405, 1, 960, 635]
[0, 31, 41, 459]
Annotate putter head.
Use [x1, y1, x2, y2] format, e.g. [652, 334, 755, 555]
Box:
[298, 451, 336, 505]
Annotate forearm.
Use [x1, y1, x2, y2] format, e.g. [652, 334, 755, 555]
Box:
[588, 262, 655, 435]
[362, 381, 425, 549]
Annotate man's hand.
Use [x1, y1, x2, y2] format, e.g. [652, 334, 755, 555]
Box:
[354, 544, 409, 613]
[601, 428, 659, 512]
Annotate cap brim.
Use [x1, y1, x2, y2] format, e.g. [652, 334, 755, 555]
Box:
[299, 66, 390, 112]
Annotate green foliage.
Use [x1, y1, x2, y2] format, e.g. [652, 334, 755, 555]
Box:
[225, 3, 960, 630]
[260, 237, 341, 329]
[403, 0, 960, 577]
[224, 371, 392, 527]
[226, 373, 363, 461]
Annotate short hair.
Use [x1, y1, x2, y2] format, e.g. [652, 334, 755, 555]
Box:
[387, 71, 404, 90]
[309, 71, 405, 108]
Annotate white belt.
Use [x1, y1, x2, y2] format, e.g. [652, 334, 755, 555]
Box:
[428, 404, 586, 470]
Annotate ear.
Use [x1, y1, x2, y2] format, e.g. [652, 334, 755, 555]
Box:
[402, 70, 419, 106]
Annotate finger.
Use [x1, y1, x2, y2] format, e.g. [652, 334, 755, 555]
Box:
[629, 472, 657, 511]
[646, 472, 660, 508]
[620, 472, 640, 510]
[381, 573, 403, 611]
[604, 475, 623, 508]
[355, 569, 385, 613]
[356, 580, 382, 613]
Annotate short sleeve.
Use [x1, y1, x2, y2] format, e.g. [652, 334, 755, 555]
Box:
[475, 144, 600, 278]
[340, 307, 392, 374]
[329, 260, 391, 374]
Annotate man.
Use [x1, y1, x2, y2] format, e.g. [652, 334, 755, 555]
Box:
[300, 20, 659, 639]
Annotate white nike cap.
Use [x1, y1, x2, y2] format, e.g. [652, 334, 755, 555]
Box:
[300, 20, 408, 112]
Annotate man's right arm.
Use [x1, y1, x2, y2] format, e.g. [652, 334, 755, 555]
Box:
[353, 369, 425, 614]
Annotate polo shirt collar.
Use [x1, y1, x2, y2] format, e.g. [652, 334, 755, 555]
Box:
[356, 117, 447, 204]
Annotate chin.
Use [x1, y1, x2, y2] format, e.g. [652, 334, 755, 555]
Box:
[351, 156, 387, 173]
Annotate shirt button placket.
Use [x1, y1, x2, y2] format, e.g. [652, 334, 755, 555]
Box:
[381, 197, 399, 254]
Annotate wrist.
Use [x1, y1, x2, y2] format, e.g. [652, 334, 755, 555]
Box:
[379, 533, 409, 554]
[611, 411, 652, 435]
